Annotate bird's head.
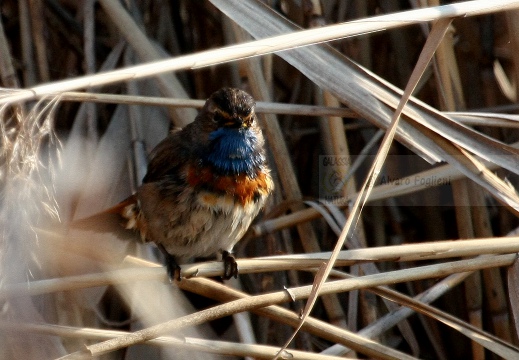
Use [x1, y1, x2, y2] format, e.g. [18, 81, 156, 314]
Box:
[201, 87, 257, 130]
[194, 88, 266, 176]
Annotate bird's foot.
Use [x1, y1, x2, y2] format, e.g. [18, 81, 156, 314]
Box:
[222, 250, 238, 280]
[166, 258, 182, 282]
[158, 244, 181, 281]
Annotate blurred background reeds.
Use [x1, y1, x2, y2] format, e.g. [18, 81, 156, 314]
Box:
[2, 0, 519, 359]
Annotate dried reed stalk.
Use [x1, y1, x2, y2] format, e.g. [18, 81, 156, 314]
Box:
[5, 237, 519, 299]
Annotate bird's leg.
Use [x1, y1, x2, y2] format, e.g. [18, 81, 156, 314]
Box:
[221, 250, 238, 280]
[158, 244, 181, 281]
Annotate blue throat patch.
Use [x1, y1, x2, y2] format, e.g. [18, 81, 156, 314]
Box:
[203, 127, 264, 176]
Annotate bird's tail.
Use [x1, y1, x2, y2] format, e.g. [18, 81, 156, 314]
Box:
[70, 195, 140, 242]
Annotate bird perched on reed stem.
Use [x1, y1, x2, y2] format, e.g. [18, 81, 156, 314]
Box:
[74, 88, 273, 280]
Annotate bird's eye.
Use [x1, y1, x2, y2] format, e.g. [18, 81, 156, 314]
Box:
[213, 112, 224, 123]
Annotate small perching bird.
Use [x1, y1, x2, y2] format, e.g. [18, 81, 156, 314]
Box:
[73, 88, 273, 280]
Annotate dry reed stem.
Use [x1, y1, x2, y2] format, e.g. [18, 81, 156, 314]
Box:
[1, 1, 518, 106]
[82, 0, 98, 145]
[53, 91, 359, 118]
[507, 258, 519, 340]
[178, 275, 416, 360]
[56, 254, 516, 358]
[273, 19, 453, 356]
[328, 268, 519, 358]
[0, 14, 24, 119]
[97, 0, 195, 126]
[322, 269, 473, 355]
[128, 257, 481, 358]
[28, 0, 49, 82]
[40, 91, 519, 127]
[18, 0, 37, 86]
[470, 182, 512, 346]
[2, 252, 516, 312]
[428, 6, 486, 357]
[317, 86, 369, 337]
[232, 23, 348, 331]
[506, 10, 519, 100]
[0, 18, 20, 89]
[312, 205, 419, 351]
[0, 322, 357, 360]
[5, 233, 519, 299]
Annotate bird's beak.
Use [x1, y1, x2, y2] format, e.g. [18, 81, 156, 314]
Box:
[224, 116, 246, 128]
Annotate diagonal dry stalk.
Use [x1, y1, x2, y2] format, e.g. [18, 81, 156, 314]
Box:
[266, 16, 454, 357]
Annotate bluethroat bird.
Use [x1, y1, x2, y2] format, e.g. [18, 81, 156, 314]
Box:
[74, 88, 273, 280]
